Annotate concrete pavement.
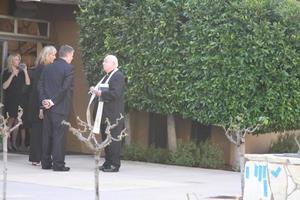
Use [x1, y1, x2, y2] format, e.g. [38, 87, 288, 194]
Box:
[0, 153, 241, 200]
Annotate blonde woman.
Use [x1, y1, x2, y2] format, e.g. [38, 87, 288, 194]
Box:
[28, 46, 57, 166]
[2, 53, 30, 151]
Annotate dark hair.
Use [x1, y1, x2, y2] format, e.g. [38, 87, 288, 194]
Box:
[58, 45, 74, 58]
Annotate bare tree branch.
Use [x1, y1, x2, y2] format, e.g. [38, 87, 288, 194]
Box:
[243, 123, 261, 134]
[0, 105, 23, 200]
[62, 114, 127, 152]
[294, 135, 300, 154]
[76, 116, 91, 132]
[221, 124, 238, 145]
[61, 113, 127, 200]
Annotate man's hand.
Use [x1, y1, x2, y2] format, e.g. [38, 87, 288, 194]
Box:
[42, 99, 54, 109]
[42, 100, 50, 109]
[89, 86, 101, 96]
[89, 86, 95, 94]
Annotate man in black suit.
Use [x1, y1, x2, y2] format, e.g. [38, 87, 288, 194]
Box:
[90, 55, 125, 172]
[38, 45, 74, 171]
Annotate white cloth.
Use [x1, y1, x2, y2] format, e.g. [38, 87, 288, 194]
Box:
[86, 68, 118, 134]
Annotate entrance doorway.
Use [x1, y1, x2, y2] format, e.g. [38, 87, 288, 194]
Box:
[0, 14, 50, 103]
[0, 14, 51, 151]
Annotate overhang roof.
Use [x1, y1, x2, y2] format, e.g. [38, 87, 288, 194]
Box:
[16, 0, 77, 5]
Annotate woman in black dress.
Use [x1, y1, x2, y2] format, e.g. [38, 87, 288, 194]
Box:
[28, 46, 57, 166]
[2, 53, 30, 150]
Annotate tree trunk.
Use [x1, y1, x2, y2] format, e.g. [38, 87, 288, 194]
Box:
[232, 145, 240, 171]
[238, 143, 246, 197]
[95, 151, 101, 200]
[167, 114, 177, 152]
[3, 135, 8, 200]
[124, 113, 131, 145]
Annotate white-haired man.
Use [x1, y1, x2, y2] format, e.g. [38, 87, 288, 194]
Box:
[90, 54, 125, 172]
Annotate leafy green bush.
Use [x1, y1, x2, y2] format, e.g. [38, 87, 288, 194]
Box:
[169, 142, 199, 167]
[169, 141, 224, 169]
[77, 0, 300, 133]
[269, 134, 299, 153]
[123, 141, 224, 169]
[122, 144, 170, 164]
[198, 141, 225, 169]
[122, 143, 148, 162]
[145, 145, 170, 164]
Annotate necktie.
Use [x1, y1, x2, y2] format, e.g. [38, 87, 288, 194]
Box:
[101, 74, 109, 84]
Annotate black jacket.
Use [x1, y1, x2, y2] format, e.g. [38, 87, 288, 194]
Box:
[28, 64, 44, 123]
[100, 70, 125, 124]
[38, 58, 74, 116]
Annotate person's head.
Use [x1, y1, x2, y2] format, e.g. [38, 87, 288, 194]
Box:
[7, 53, 21, 71]
[58, 45, 74, 64]
[35, 45, 57, 66]
[102, 55, 118, 73]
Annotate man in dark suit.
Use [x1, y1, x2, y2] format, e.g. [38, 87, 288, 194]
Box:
[38, 45, 74, 171]
[90, 55, 125, 172]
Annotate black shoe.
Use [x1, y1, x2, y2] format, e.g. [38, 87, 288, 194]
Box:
[99, 164, 110, 170]
[53, 166, 70, 172]
[102, 165, 119, 172]
[42, 165, 52, 170]
[8, 145, 17, 152]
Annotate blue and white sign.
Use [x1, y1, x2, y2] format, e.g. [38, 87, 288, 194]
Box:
[244, 155, 300, 200]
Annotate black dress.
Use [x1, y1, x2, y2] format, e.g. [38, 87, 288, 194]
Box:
[28, 64, 44, 162]
[2, 69, 26, 118]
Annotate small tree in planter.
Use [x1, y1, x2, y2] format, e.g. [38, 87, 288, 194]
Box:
[62, 114, 126, 200]
[220, 115, 268, 196]
[0, 104, 23, 200]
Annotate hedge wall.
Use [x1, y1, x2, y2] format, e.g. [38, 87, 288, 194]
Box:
[77, 0, 300, 132]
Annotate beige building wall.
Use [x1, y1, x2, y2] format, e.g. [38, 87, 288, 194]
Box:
[245, 132, 278, 153]
[211, 126, 232, 165]
[129, 110, 149, 147]
[175, 116, 191, 143]
[128, 112, 191, 147]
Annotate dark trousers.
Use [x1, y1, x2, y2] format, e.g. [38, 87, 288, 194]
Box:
[29, 120, 43, 162]
[101, 122, 123, 168]
[41, 111, 66, 169]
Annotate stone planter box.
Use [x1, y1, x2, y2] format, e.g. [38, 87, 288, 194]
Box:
[244, 154, 300, 200]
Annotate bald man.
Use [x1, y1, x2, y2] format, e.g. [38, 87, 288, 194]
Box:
[90, 55, 125, 172]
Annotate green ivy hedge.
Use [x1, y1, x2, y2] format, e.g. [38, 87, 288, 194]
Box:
[122, 141, 225, 169]
[77, 0, 300, 132]
[269, 133, 299, 153]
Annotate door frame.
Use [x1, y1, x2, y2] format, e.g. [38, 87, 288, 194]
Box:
[0, 40, 8, 104]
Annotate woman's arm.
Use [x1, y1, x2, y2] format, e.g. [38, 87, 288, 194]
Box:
[3, 72, 16, 90]
[23, 66, 30, 85]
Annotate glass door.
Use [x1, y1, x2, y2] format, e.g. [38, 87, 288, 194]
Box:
[0, 40, 8, 103]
